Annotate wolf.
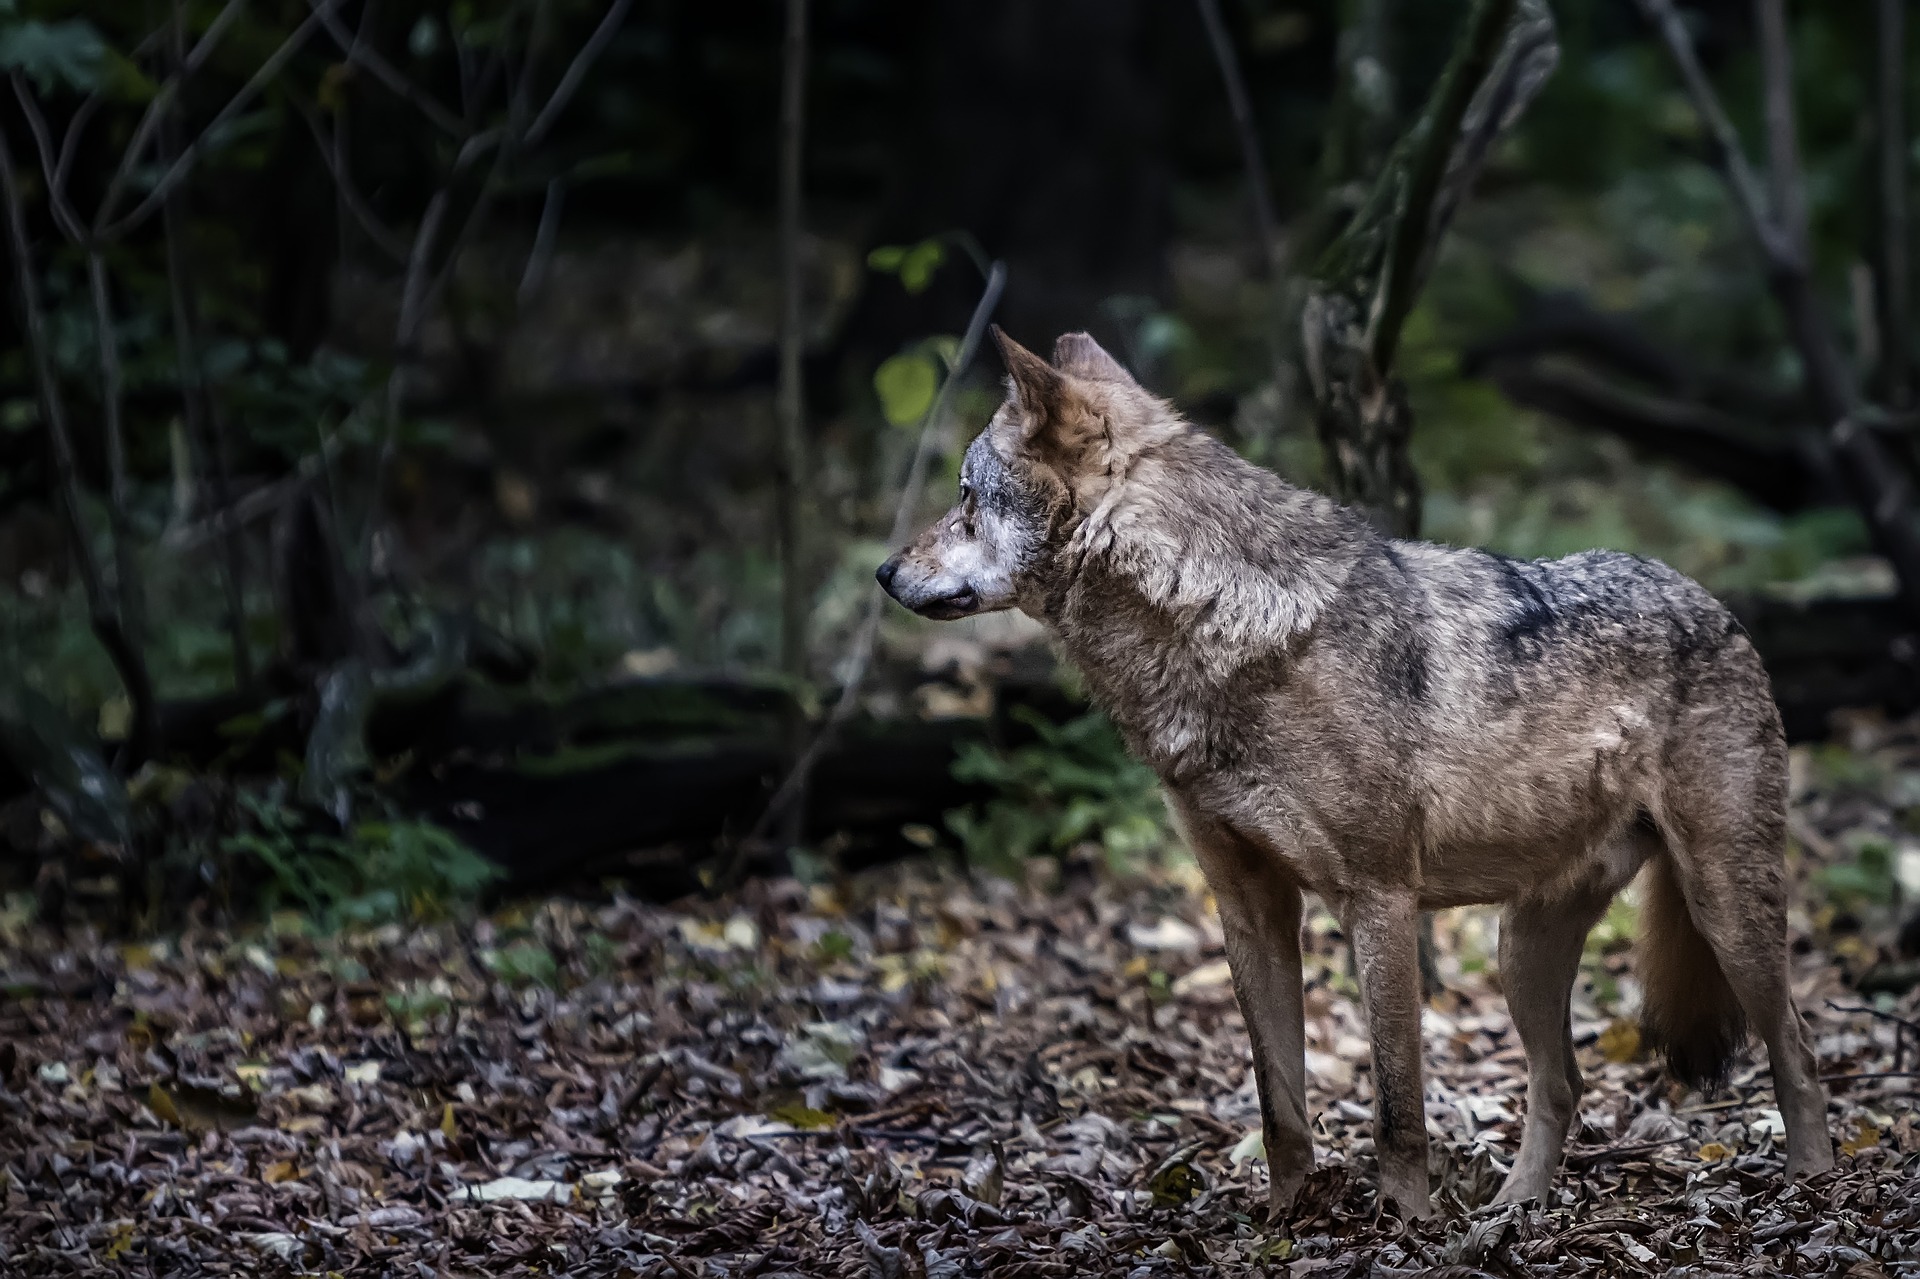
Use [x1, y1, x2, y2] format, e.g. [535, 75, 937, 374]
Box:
[876, 328, 1833, 1218]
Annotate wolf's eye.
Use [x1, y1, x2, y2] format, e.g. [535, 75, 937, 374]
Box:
[958, 482, 973, 503]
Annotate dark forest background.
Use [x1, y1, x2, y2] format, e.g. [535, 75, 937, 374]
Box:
[4, 0, 1920, 947]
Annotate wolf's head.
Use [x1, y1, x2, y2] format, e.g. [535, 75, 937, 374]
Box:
[876, 328, 1177, 621]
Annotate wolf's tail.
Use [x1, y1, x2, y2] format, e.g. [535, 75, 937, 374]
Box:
[1635, 854, 1747, 1088]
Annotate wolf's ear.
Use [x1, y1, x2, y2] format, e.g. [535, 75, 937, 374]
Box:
[992, 325, 1067, 427]
[1052, 332, 1137, 386]
[990, 325, 1109, 477]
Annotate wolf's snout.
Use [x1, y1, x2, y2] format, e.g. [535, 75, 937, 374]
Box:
[875, 557, 900, 593]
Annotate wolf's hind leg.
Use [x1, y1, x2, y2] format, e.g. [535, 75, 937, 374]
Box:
[1342, 888, 1431, 1219]
[1492, 881, 1613, 1205]
[1169, 802, 1313, 1218]
[1657, 740, 1833, 1179]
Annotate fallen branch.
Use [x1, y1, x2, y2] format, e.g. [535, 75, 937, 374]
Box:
[1476, 356, 1833, 513]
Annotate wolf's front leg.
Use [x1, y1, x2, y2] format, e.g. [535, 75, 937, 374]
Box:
[1169, 801, 1314, 1219]
[1343, 889, 1432, 1219]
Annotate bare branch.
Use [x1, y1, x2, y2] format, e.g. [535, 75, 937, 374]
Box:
[749, 260, 1008, 847]
[522, 0, 633, 149]
[290, 94, 410, 262]
[8, 75, 87, 242]
[1638, 0, 1920, 625]
[85, 250, 156, 759]
[99, 4, 333, 239]
[518, 177, 565, 307]
[0, 130, 155, 765]
[53, 94, 102, 208]
[307, 0, 464, 136]
[1876, 0, 1910, 407]
[1476, 355, 1832, 513]
[1368, 0, 1518, 371]
[774, 0, 810, 691]
[1754, 0, 1808, 246]
[1193, 0, 1289, 424]
[163, 0, 253, 687]
[94, 0, 249, 222]
[1194, 0, 1279, 269]
[1632, 0, 1796, 266]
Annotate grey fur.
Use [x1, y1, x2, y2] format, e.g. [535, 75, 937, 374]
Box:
[878, 328, 1834, 1218]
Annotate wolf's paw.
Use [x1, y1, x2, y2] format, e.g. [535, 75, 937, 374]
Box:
[1379, 1170, 1433, 1221]
[1263, 1161, 1311, 1224]
[1785, 1144, 1836, 1180]
[1491, 1173, 1550, 1206]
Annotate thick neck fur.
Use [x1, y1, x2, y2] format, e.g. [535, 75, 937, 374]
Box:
[1036, 426, 1375, 775]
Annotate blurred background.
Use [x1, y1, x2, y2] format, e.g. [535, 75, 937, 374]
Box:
[3, 0, 1920, 965]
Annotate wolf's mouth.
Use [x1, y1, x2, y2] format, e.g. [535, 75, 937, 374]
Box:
[915, 587, 979, 620]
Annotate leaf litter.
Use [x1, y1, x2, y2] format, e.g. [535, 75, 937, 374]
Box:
[3, 730, 1920, 1274]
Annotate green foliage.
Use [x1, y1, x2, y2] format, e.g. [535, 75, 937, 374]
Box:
[222, 795, 500, 928]
[867, 239, 947, 294]
[873, 350, 939, 428]
[947, 708, 1169, 875]
[0, 17, 108, 94]
[483, 939, 560, 988]
[1813, 838, 1898, 913]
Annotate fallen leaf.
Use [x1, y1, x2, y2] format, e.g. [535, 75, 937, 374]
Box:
[1695, 1142, 1732, 1162]
[1171, 958, 1233, 996]
[1148, 1158, 1205, 1208]
[1598, 1018, 1642, 1064]
[460, 1176, 568, 1203]
[1127, 917, 1202, 953]
[963, 1141, 1006, 1207]
[1841, 1117, 1882, 1156]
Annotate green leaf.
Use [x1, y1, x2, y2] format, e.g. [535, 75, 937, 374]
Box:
[0, 19, 109, 94]
[408, 15, 440, 58]
[898, 240, 946, 294]
[873, 352, 939, 428]
[1148, 1159, 1205, 1208]
[867, 239, 946, 293]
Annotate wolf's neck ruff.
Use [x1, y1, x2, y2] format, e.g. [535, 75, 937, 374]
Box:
[1044, 426, 1371, 775]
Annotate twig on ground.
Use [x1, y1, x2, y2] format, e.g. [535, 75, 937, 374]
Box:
[1829, 999, 1918, 1072]
[1564, 1136, 1690, 1168]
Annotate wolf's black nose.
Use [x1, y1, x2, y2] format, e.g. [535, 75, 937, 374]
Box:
[875, 559, 898, 591]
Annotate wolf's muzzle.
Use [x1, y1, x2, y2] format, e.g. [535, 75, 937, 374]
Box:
[875, 557, 978, 619]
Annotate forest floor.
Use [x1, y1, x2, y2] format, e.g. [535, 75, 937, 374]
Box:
[4, 748, 1920, 1276]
